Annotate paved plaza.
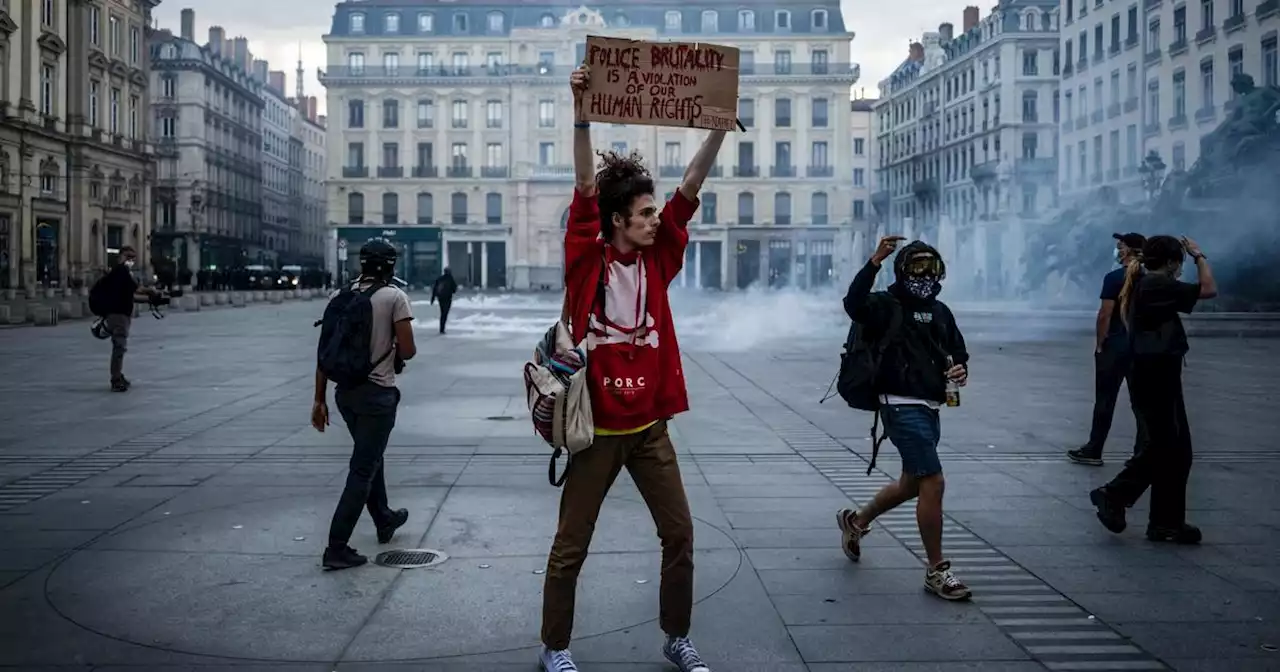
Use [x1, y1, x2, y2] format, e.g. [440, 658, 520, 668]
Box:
[0, 290, 1277, 671]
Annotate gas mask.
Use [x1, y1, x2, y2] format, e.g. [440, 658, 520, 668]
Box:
[897, 249, 944, 299]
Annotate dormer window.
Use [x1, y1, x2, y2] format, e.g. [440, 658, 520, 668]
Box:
[349, 12, 365, 33]
[811, 9, 828, 31]
[665, 11, 681, 31]
[487, 11, 504, 33]
[539, 13, 555, 27]
[738, 10, 755, 31]
[775, 10, 791, 31]
[417, 12, 433, 32]
[453, 13, 468, 33]
[615, 12, 630, 27]
[385, 12, 399, 33]
[701, 10, 718, 32]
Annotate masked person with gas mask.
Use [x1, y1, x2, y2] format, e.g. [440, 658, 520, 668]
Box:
[834, 236, 973, 601]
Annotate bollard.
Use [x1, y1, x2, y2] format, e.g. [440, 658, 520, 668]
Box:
[214, 292, 229, 305]
[269, 291, 284, 304]
[200, 293, 214, 306]
[58, 301, 83, 319]
[252, 291, 266, 302]
[180, 295, 200, 311]
[0, 305, 9, 323]
[29, 304, 59, 326]
[231, 292, 247, 307]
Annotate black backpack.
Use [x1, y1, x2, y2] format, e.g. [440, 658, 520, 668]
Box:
[822, 299, 904, 475]
[315, 282, 392, 390]
[88, 273, 110, 317]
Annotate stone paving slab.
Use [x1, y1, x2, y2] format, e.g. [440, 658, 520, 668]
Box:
[0, 295, 1277, 670]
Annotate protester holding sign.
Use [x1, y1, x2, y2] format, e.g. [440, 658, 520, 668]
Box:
[536, 64, 725, 672]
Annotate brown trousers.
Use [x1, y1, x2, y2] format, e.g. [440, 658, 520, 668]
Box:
[540, 420, 695, 650]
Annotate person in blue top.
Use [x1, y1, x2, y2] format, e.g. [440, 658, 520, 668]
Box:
[1068, 232, 1150, 467]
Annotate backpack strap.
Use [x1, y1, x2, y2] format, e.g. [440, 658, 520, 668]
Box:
[865, 300, 904, 476]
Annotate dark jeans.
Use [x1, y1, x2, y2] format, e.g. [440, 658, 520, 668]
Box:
[328, 383, 401, 548]
[437, 296, 452, 333]
[106, 313, 132, 381]
[1105, 355, 1193, 528]
[1085, 341, 1147, 456]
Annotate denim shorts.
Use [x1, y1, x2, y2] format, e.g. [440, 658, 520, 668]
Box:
[879, 404, 943, 478]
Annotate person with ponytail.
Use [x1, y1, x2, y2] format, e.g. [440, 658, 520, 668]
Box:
[537, 65, 725, 672]
[1068, 233, 1150, 467]
[1090, 235, 1217, 545]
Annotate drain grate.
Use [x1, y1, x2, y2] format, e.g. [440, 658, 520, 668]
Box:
[373, 549, 449, 569]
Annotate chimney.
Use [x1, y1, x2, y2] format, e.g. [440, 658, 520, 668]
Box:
[208, 26, 224, 55]
[253, 59, 269, 82]
[233, 37, 250, 69]
[268, 71, 286, 93]
[908, 41, 924, 62]
[317, 114, 327, 127]
[308, 96, 318, 121]
[963, 6, 980, 32]
[180, 8, 195, 41]
[939, 22, 954, 41]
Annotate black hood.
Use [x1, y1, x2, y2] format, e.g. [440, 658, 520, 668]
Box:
[888, 240, 946, 305]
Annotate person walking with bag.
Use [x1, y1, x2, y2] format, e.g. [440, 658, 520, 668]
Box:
[536, 65, 725, 672]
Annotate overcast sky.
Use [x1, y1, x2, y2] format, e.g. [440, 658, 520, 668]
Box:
[152, 0, 980, 114]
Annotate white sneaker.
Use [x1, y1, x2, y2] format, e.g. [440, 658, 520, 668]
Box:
[663, 636, 710, 672]
[836, 508, 871, 562]
[539, 645, 579, 672]
[924, 560, 972, 601]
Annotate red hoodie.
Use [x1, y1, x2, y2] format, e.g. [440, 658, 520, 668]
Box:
[563, 186, 697, 432]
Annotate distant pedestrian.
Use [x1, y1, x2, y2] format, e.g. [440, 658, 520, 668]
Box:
[1090, 235, 1217, 544]
[87, 246, 155, 392]
[834, 236, 973, 601]
[430, 267, 458, 334]
[1068, 232, 1150, 467]
[312, 238, 417, 570]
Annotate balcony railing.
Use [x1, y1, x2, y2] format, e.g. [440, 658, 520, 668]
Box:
[447, 165, 472, 178]
[1260, 0, 1279, 19]
[319, 62, 862, 82]
[1107, 102, 1121, 118]
[1145, 48, 1162, 65]
[1124, 96, 1139, 112]
[1195, 26, 1216, 44]
[1091, 109, 1104, 123]
[1016, 157, 1056, 174]
[1144, 0, 1161, 10]
[775, 118, 792, 128]
[481, 166, 509, 178]
[531, 164, 574, 180]
[1075, 115, 1088, 130]
[377, 166, 403, 178]
[1168, 113, 1188, 129]
[1195, 105, 1217, 123]
[1144, 121, 1161, 136]
[733, 165, 760, 178]
[807, 165, 834, 178]
[1126, 34, 1139, 49]
[771, 165, 797, 178]
[342, 166, 368, 178]
[659, 165, 684, 178]
[412, 165, 438, 178]
[1169, 38, 1188, 56]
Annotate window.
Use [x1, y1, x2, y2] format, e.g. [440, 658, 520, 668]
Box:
[41, 0, 53, 24]
[382, 193, 399, 225]
[348, 99, 365, 128]
[452, 52, 469, 74]
[853, 138, 865, 155]
[1126, 124, 1138, 167]
[775, 10, 791, 30]
[350, 13, 365, 33]
[1094, 77, 1103, 111]
[108, 15, 121, 55]
[89, 81, 100, 127]
[1201, 58, 1214, 108]
[774, 98, 791, 126]
[665, 11, 681, 30]
[383, 99, 399, 128]
[1022, 90, 1038, 122]
[451, 192, 468, 224]
[417, 193, 433, 224]
[382, 142, 399, 168]
[451, 100, 468, 128]
[129, 26, 140, 63]
[774, 50, 792, 74]
[1094, 25, 1103, 57]
[1127, 6, 1138, 41]
[739, 10, 755, 31]
[812, 9, 828, 31]
[774, 141, 791, 174]
[1023, 50, 1038, 75]
[416, 143, 434, 168]
[486, 100, 502, 128]
[347, 142, 365, 168]
[1147, 79, 1160, 125]
[811, 192, 828, 225]
[89, 5, 101, 45]
[1127, 63, 1137, 98]
[108, 87, 119, 130]
[418, 52, 435, 73]
[383, 52, 399, 75]
[486, 52, 503, 69]
[161, 116, 175, 137]
[382, 13, 399, 33]
[741, 51, 756, 74]
[811, 141, 828, 167]
[1110, 129, 1121, 169]
[852, 168, 864, 186]
[539, 13, 555, 28]
[701, 10, 717, 32]
[416, 100, 433, 128]
[486, 143, 502, 168]
[1173, 70, 1186, 116]
[1079, 31, 1088, 62]
[418, 12, 433, 32]
[1201, 0, 1213, 29]
[611, 141, 627, 155]
[1228, 47, 1244, 97]
[348, 192, 365, 223]
[348, 52, 365, 73]
[739, 98, 755, 126]
[701, 192, 717, 224]
[1265, 37, 1278, 88]
[1110, 70, 1121, 106]
[664, 142, 682, 166]
[129, 95, 138, 136]
[1022, 132, 1038, 158]
[539, 142, 555, 166]
[486, 193, 503, 224]
[451, 142, 468, 166]
[811, 98, 829, 127]
[538, 100, 555, 127]
[1174, 6, 1186, 42]
[487, 11, 504, 32]
[161, 76, 175, 98]
[812, 49, 829, 74]
[773, 192, 791, 225]
[453, 12, 468, 32]
[738, 192, 754, 224]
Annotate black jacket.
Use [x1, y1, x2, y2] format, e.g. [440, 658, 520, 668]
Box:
[100, 264, 139, 316]
[431, 272, 457, 301]
[843, 260, 969, 404]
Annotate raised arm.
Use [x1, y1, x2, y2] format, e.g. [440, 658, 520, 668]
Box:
[1183, 237, 1217, 299]
[844, 236, 904, 322]
[570, 66, 596, 196]
[678, 130, 727, 201]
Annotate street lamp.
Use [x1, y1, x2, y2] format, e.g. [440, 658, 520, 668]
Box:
[1137, 150, 1166, 201]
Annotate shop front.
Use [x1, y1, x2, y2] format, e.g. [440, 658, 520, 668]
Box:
[336, 226, 442, 289]
[727, 228, 839, 290]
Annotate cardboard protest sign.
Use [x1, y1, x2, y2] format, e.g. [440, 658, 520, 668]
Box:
[581, 35, 743, 131]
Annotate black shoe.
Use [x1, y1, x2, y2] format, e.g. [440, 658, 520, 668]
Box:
[1067, 447, 1103, 466]
[377, 508, 409, 544]
[322, 544, 368, 570]
[111, 379, 129, 392]
[1146, 523, 1202, 545]
[1090, 487, 1127, 533]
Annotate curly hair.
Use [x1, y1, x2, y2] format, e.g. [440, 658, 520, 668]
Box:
[1118, 235, 1184, 327]
[595, 150, 654, 240]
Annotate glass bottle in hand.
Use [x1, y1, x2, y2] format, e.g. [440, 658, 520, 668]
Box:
[945, 355, 961, 407]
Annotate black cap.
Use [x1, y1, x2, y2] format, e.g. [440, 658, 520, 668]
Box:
[1113, 232, 1146, 249]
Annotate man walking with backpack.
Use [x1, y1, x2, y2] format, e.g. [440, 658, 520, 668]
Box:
[429, 267, 458, 334]
[88, 246, 156, 392]
[834, 235, 974, 601]
[312, 238, 417, 570]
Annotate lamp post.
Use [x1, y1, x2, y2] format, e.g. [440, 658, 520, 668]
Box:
[1137, 150, 1166, 201]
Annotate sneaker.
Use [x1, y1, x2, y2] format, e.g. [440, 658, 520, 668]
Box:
[1146, 523, 1202, 545]
[663, 636, 710, 672]
[111, 381, 129, 392]
[924, 560, 972, 601]
[538, 646, 578, 672]
[1090, 487, 1127, 534]
[1067, 447, 1103, 466]
[836, 508, 871, 562]
[322, 544, 368, 570]
[376, 508, 409, 544]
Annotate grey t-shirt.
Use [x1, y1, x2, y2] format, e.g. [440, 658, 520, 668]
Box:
[344, 281, 413, 387]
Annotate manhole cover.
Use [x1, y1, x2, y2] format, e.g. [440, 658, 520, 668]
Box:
[373, 549, 449, 569]
[485, 415, 517, 421]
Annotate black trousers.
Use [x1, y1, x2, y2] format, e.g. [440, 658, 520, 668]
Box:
[328, 383, 401, 547]
[438, 296, 452, 333]
[1085, 341, 1148, 456]
[1105, 355, 1193, 528]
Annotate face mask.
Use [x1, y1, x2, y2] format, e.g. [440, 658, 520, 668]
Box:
[124, 260, 135, 268]
[903, 276, 937, 299]
[1115, 249, 1124, 263]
